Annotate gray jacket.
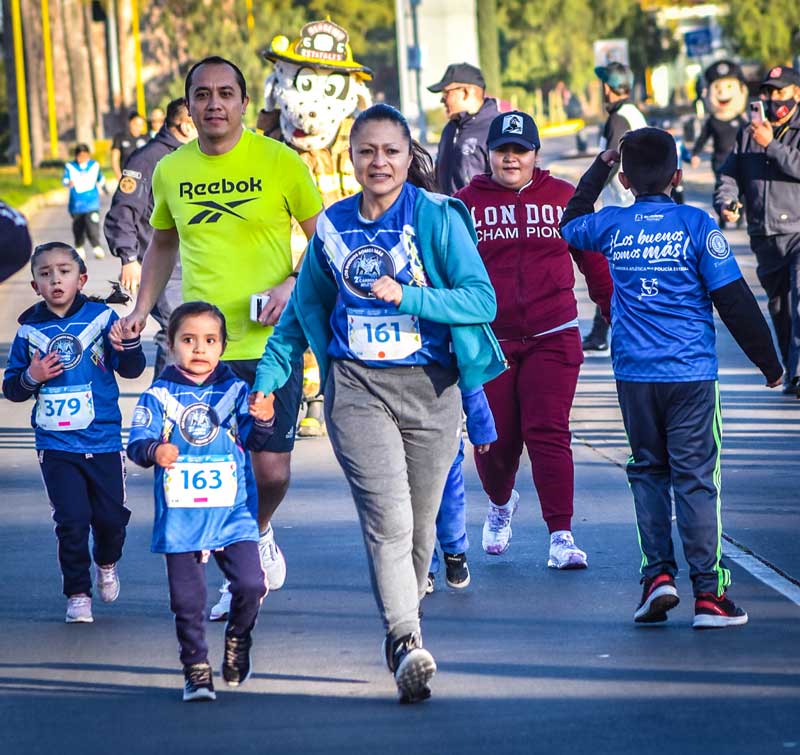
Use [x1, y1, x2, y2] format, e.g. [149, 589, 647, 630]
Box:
[714, 107, 800, 236]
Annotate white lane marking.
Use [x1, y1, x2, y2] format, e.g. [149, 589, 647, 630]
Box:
[722, 540, 800, 607]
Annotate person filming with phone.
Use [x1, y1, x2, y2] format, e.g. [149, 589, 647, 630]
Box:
[714, 65, 800, 396]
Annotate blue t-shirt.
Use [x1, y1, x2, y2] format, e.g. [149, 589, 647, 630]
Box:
[312, 182, 453, 368]
[62, 160, 104, 214]
[561, 195, 742, 382]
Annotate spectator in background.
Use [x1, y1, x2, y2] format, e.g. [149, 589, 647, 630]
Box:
[63, 144, 107, 261]
[427, 63, 499, 195]
[148, 107, 166, 138]
[714, 65, 800, 396]
[104, 98, 197, 377]
[0, 202, 32, 283]
[582, 62, 647, 353]
[111, 112, 148, 179]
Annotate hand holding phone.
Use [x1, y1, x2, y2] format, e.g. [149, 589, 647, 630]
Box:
[749, 100, 765, 124]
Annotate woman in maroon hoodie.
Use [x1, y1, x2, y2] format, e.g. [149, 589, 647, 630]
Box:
[455, 111, 611, 568]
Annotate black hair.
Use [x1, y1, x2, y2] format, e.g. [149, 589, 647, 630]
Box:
[351, 104, 438, 192]
[127, 111, 143, 121]
[167, 301, 228, 347]
[74, 143, 90, 157]
[165, 97, 190, 129]
[620, 127, 678, 195]
[184, 56, 247, 103]
[30, 242, 130, 305]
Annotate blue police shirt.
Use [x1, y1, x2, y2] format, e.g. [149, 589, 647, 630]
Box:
[313, 183, 454, 368]
[561, 195, 743, 382]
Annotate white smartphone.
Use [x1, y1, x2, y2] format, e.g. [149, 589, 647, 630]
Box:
[750, 100, 765, 124]
[250, 293, 270, 322]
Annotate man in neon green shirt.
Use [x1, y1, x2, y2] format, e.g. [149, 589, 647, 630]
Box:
[122, 56, 322, 620]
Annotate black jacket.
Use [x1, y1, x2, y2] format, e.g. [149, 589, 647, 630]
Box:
[0, 202, 32, 284]
[714, 107, 800, 236]
[691, 114, 748, 174]
[103, 127, 182, 264]
[435, 98, 499, 195]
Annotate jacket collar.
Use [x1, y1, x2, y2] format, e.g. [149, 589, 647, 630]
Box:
[634, 193, 674, 204]
[18, 293, 88, 325]
[158, 362, 237, 387]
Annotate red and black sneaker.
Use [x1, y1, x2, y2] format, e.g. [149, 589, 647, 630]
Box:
[634, 573, 680, 623]
[693, 592, 748, 630]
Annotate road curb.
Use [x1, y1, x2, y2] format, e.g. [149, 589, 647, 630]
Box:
[17, 187, 69, 220]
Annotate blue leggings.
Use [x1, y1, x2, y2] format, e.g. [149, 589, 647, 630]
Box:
[430, 438, 468, 572]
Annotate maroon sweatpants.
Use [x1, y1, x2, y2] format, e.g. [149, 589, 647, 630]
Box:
[475, 327, 583, 533]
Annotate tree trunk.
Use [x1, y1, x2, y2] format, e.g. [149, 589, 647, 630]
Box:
[82, 0, 104, 139]
[476, 0, 501, 97]
[60, 0, 95, 145]
[21, 0, 46, 166]
[116, 0, 136, 120]
[2, 0, 21, 162]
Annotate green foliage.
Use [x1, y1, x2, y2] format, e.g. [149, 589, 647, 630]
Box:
[721, 0, 800, 65]
[0, 165, 63, 208]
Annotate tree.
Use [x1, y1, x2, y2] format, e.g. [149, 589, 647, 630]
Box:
[61, 0, 96, 144]
[477, 0, 501, 96]
[721, 0, 800, 66]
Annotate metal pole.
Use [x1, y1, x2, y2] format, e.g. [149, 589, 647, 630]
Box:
[131, 0, 146, 116]
[40, 0, 58, 159]
[409, 0, 427, 143]
[11, 0, 32, 184]
[245, 0, 254, 39]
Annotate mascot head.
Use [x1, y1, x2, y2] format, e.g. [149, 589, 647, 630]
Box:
[263, 20, 372, 152]
[705, 60, 748, 122]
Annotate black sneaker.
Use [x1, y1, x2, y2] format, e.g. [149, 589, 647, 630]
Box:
[443, 552, 470, 589]
[383, 631, 436, 704]
[581, 332, 609, 352]
[425, 572, 435, 594]
[222, 631, 252, 687]
[634, 573, 680, 623]
[183, 662, 216, 702]
[693, 592, 748, 629]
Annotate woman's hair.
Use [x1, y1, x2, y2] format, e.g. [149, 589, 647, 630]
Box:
[351, 104, 438, 192]
[167, 301, 228, 347]
[30, 242, 130, 305]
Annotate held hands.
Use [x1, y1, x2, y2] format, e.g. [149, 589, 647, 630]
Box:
[119, 261, 142, 297]
[248, 391, 276, 422]
[28, 351, 64, 383]
[599, 149, 620, 168]
[371, 276, 403, 306]
[749, 119, 774, 148]
[257, 276, 296, 327]
[690, 155, 701, 169]
[108, 318, 138, 351]
[154, 443, 180, 469]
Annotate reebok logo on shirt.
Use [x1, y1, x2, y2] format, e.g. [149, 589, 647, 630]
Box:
[188, 197, 257, 225]
[179, 177, 263, 199]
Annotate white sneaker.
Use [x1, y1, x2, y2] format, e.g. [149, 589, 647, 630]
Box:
[76, 247, 87, 261]
[482, 490, 519, 555]
[258, 525, 286, 590]
[92, 245, 105, 259]
[548, 530, 588, 570]
[95, 563, 120, 603]
[209, 580, 232, 622]
[66, 596, 93, 623]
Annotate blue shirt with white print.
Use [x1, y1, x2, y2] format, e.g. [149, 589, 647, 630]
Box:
[312, 182, 454, 368]
[561, 195, 743, 382]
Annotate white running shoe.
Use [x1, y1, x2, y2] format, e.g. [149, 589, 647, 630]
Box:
[66, 596, 93, 623]
[95, 563, 120, 603]
[209, 580, 232, 622]
[76, 247, 87, 261]
[482, 490, 519, 555]
[258, 525, 286, 590]
[92, 245, 106, 259]
[548, 530, 588, 570]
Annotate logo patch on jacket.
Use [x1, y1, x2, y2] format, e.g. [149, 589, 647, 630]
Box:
[179, 403, 220, 445]
[47, 334, 83, 370]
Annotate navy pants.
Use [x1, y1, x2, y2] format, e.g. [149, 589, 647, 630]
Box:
[616, 380, 731, 597]
[165, 540, 266, 666]
[38, 450, 130, 597]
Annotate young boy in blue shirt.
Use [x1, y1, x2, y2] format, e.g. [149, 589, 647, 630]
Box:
[63, 144, 107, 261]
[560, 127, 783, 629]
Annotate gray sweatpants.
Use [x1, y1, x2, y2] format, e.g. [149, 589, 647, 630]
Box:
[617, 379, 731, 596]
[325, 359, 461, 640]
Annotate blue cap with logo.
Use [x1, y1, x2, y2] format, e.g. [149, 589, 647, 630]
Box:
[595, 62, 634, 92]
[487, 111, 540, 151]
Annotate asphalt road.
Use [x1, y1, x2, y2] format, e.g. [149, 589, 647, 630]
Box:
[1, 135, 798, 754]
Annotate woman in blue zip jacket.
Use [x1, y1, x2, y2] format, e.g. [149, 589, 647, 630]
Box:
[249, 104, 504, 704]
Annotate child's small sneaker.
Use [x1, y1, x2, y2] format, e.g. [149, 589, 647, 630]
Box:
[65, 595, 93, 623]
[693, 592, 748, 629]
[183, 662, 216, 702]
[443, 552, 470, 588]
[482, 490, 519, 555]
[383, 631, 436, 704]
[92, 245, 106, 259]
[425, 573, 435, 594]
[547, 531, 588, 570]
[76, 247, 87, 261]
[634, 573, 680, 623]
[209, 580, 232, 622]
[258, 525, 285, 590]
[222, 631, 253, 687]
[95, 563, 120, 603]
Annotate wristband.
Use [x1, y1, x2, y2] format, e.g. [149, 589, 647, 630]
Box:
[288, 271, 299, 279]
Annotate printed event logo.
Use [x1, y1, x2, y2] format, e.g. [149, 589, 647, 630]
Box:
[706, 230, 730, 260]
[47, 334, 83, 370]
[342, 245, 396, 298]
[131, 406, 152, 428]
[179, 403, 220, 445]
